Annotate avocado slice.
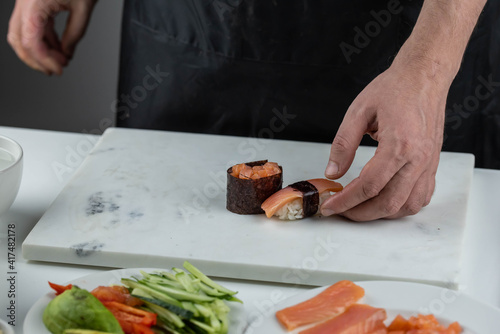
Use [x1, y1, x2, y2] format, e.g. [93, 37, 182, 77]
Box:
[43, 286, 124, 334]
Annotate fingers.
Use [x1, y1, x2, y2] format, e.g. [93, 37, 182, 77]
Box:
[7, 2, 61, 75]
[24, 11, 66, 75]
[31, 36, 66, 75]
[7, 31, 47, 74]
[325, 102, 369, 180]
[384, 170, 429, 219]
[61, 1, 95, 58]
[43, 19, 69, 71]
[321, 140, 416, 219]
[383, 149, 439, 219]
[423, 147, 440, 207]
[43, 17, 61, 51]
[7, 4, 47, 73]
[321, 64, 445, 222]
[7, 0, 80, 75]
[337, 163, 420, 221]
[322, 137, 440, 221]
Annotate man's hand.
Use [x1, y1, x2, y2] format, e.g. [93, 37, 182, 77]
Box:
[321, 0, 486, 221]
[7, 0, 97, 75]
[321, 61, 446, 221]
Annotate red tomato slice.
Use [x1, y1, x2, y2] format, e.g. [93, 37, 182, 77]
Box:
[48, 282, 73, 296]
[102, 301, 157, 334]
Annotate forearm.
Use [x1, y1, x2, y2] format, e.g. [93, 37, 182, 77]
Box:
[393, 0, 487, 87]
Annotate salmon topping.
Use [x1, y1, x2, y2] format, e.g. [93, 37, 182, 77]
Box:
[231, 162, 281, 179]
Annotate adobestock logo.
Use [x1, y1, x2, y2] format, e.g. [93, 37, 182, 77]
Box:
[112, 65, 170, 120]
[444, 74, 499, 140]
[340, 0, 403, 64]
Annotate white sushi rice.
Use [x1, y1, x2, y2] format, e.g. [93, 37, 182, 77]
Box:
[274, 192, 332, 220]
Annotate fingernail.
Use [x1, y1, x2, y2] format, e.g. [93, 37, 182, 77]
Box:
[325, 162, 339, 177]
[321, 208, 335, 216]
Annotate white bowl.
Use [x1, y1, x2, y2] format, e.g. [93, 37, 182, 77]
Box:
[0, 135, 23, 217]
[0, 318, 15, 334]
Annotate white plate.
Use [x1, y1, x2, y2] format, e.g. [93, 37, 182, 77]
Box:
[243, 281, 500, 334]
[0, 318, 15, 334]
[24, 268, 246, 334]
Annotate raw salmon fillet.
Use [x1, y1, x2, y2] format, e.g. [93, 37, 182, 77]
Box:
[276, 280, 365, 331]
[299, 304, 387, 334]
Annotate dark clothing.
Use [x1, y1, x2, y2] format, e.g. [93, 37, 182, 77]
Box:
[443, 2, 500, 169]
[116, 0, 500, 169]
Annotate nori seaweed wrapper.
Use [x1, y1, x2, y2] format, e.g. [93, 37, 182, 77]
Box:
[227, 160, 283, 214]
[289, 181, 319, 217]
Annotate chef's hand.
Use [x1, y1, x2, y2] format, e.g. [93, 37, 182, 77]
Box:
[319, 0, 486, 222]
[320, 58, 449, 221]
[7, 0, 97, 75]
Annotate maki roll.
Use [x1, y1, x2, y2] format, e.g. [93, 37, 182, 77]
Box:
[261, 178, 343, 220]
[226, 160, 283, 214]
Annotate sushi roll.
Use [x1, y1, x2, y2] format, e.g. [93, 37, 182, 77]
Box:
[226, 160, 283, 214]
[261, 178, 343, 220]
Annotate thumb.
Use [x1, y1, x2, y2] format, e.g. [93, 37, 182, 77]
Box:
[61, 1, 95, 58]
[325, 106, 368, 179]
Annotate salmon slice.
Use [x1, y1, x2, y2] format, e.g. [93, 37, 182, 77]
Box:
[299, 304, 387, 334]
[307, 178, 343, 193]
[261, 178, 343, 218]
[261, 186, 303, 218]
[276, 280, 365, 331]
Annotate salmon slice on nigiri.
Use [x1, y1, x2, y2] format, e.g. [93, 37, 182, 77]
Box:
[276, 280, 365, 331]
[261, 178, 343, 220]
[299, 303, 387, 334]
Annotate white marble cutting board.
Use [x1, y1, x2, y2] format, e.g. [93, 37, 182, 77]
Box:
[23, 128, 474, 289]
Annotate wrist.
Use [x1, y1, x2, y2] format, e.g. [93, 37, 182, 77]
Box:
[389, 0, 487, 91]
[391, 39, 459, 90]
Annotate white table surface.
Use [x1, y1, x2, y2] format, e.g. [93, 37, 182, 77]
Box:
[0, 126, 499, 334]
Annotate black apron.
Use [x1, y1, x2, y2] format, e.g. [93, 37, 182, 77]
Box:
[116, 0, 500, 169]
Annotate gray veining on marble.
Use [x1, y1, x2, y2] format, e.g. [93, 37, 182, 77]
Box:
[22, 128, 475, 288]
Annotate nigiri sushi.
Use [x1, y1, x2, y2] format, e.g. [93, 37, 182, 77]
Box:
[226, 160, 283, 214]
[261, 178, 342, 220]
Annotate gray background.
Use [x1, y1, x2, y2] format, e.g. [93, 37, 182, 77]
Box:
[0, 0, 124, 134]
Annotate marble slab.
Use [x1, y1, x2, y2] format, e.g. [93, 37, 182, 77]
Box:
[23, 128, 474, 289]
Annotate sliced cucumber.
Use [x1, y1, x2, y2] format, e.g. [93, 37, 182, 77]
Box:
[121, 263, 241, 334]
